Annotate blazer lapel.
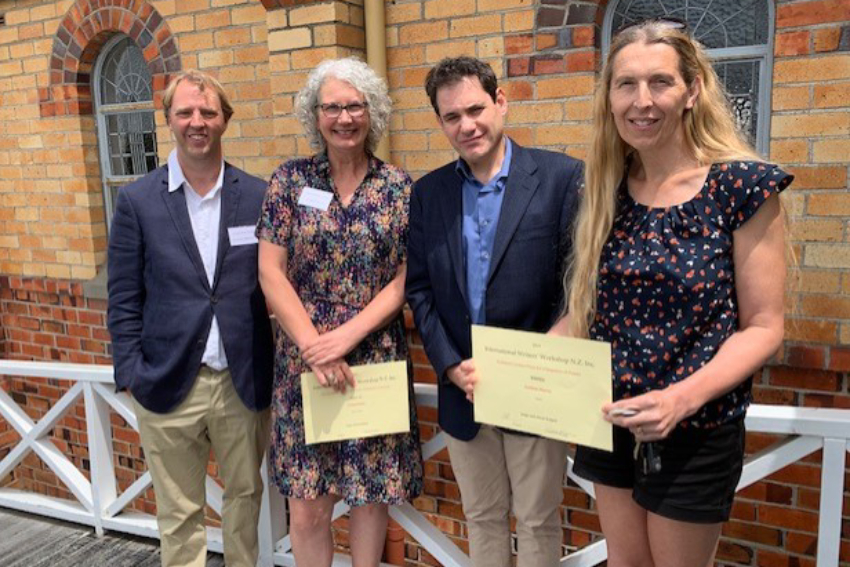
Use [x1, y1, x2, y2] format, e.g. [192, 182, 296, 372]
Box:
[488, 144, 539, 285]
[213, 164, 239, 290]
[161, 173, 211, 293]
[437, 171, 469, 307]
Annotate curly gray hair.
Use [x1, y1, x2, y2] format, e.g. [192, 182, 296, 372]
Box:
[295, 57, 391, 154]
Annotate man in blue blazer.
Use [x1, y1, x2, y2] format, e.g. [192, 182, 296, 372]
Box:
[406, 57, 583, 567]
[107, 70, 273, 567]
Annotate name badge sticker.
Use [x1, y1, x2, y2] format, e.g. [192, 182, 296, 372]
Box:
[298, 186, 334, 211]
[228, 225, 259, 246]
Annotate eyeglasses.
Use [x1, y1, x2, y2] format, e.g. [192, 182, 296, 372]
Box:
[316, 102, 369, 118]
[615, 16, 689, 36]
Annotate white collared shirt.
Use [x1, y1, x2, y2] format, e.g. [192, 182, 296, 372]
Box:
[167, 149, 228, 370]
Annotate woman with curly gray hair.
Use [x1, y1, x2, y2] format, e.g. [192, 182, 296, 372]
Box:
[257, 57, 423, 566]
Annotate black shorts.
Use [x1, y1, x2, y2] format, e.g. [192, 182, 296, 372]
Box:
[573, 417, 745, 524]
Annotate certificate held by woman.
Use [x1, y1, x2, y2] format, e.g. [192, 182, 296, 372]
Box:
[301, 360, 410, 444]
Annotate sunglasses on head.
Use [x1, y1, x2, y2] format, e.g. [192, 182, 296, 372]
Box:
[615, 16, 689, 36]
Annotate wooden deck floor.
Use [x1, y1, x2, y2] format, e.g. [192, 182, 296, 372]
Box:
[0, 508, 225, 567]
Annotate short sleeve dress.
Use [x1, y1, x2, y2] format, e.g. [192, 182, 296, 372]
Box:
[590, 161, 793, 428]
[256, 153, 423, 505]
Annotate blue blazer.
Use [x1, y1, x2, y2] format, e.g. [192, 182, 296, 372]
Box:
[107, 163, 274, 413]
[406, 141, 583, 441]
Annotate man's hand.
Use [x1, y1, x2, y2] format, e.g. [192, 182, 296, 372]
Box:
[446, 359, 479, 402]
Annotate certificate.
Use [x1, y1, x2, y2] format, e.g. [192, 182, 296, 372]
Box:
[301, 361, 410, 445]
[472, 325, 613, 451]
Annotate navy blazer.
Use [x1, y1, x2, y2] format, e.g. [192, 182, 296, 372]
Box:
[406, 141, 583, 441]
[107, 163, 274, 413]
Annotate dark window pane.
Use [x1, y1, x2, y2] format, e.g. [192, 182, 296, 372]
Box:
[97, 35, 159, 233]
[99, 37, 154, 104]
[110, 185, 120, 216]
[104, 111, 159, 177]
[611, 0, 769, 49]
[714, 59, 760, 144]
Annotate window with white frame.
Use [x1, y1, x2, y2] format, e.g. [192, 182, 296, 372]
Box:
[602, 0, 775, 154]
[94, 35, 159, 233]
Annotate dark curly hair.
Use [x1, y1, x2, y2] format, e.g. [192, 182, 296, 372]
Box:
[424, 56, 499, 115]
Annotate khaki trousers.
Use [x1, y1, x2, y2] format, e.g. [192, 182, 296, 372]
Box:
[134, 367, 270, 567]
[445, 426, 568, 567]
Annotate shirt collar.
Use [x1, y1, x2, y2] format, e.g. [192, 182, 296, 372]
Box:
[455, 137, 513, 185]
[167, 149, 225, 199]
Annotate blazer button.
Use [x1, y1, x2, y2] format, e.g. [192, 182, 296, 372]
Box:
[210, 295, 219, 304]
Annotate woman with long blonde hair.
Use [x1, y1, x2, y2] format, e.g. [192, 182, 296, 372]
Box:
[558, 19, 793, 567]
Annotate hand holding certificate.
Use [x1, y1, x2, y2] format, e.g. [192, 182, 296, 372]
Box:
[472, 325, 613, 451]
[301, 360, 410, 445]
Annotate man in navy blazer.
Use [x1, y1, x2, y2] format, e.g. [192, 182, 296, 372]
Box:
[406, 57, 583, 567]
[107, 70, 273, 567]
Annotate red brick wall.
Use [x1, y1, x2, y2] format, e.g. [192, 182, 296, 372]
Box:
[0, 275, 155, 512]
[0, 277, 110, 364]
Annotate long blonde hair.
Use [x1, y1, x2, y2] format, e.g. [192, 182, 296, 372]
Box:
[564, 22, 761, 338]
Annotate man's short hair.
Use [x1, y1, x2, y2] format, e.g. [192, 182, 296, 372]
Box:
[162, 69, 234, 123]
[425, 56, 499, 115]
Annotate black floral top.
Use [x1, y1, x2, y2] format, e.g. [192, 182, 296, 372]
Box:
[590, 161, 793, 428]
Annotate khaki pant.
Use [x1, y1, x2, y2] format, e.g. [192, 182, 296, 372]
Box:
[446, 426, 568, 567]
[134, 367, 270, 567]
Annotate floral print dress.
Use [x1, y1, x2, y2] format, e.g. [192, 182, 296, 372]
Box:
[257, 153, 423, 505]
[590, 161, 793, 428]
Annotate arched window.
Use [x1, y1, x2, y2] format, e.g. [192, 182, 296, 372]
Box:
[94, 35, 159, 233]
[602, 0, 774, 154]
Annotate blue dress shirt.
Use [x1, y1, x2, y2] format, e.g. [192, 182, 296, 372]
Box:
[458, 138, 512, 325]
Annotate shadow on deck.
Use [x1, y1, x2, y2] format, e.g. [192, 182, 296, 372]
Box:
[0, 508, 225, 567]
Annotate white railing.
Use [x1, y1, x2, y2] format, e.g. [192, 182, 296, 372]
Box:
[0, 359, 846, 567]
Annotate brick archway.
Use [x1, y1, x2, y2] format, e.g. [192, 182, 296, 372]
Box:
[40, 0, 180, 117]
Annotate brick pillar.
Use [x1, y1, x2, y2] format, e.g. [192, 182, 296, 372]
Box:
[771, 0, 850, 357]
